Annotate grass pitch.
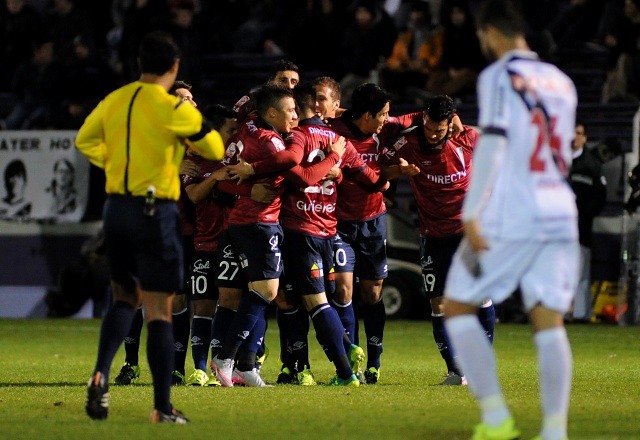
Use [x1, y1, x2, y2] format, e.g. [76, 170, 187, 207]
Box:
[0, 319, 638, 439]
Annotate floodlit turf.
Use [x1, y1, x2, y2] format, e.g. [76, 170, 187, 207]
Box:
[0, 319, 638, 439]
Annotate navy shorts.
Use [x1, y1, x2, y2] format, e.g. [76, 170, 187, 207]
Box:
[215, 230, 246, 289]
[420, 233, 463, 299]
[334, 213, 388, 280]
[282, 229, 336, 296]
[103, 195, 183, 293]
[188, 251, 220, 301]
[228, 223, 284, 282]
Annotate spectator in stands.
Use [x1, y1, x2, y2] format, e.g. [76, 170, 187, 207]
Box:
[568, 122, 607, 323]
[0, 37, 63, 129]
[162, 0, 205, 89]
[55, 34, 118, 129]
[600, 0, 640, 103]
[424, 0, 484, 101]
[277, 0, 347, 78]
[230, 0, 285, 54]
[43, 0, 93, 64]
[339, 0, 397, 107]
[0, 0, 43, 91]
[379, 0, 442, 100]
[547, 0, 606, 54]
[118, 0, 170, 82]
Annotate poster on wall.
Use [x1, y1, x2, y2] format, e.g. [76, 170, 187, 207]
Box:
[0, 130, 88, 223]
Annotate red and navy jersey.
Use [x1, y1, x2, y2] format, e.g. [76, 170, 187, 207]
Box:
[280, 118, 368, 237]
[385, 125, 477, 237]
[224, 117, 285, 225]
[181, 155, 228, 252]
[178, 151, 196, 236]
[328, 113, 419, 221]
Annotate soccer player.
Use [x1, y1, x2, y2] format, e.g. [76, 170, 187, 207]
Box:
[210, 83, 297, 387]
[327, 83, 418, 384]
[443, 1, 579, 439]
[182, 104, 239, 387]
[314, 76, 341, 119]
[383, 95, 496, 386]
[233, 59, 300, 122]
[77, 31, 226, 423]
[277, 84, 387, 386]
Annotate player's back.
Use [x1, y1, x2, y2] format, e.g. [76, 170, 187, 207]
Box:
[477, 50, 577, 241]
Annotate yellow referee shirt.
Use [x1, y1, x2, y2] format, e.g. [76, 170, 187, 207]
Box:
[75, 81, 225, 200]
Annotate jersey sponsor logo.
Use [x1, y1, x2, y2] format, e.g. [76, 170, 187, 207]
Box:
[271, 136, 285, 151]
[393, 136, 407, 150]
[222, 245, 235, 259]
[327, 267, 335, 281]
[307, 126, 336, 139]
[423, 255, 433, 266]
[268, 234, 279, 252]
[192, 258, 211, 275]
[309, 262, 323, 279]
[296, 199, 336, 213]
[246, 119, 258, 133]
[303, 180, 335, 195]
[359, 152, 380, 162]
[425, 170, 467, 184]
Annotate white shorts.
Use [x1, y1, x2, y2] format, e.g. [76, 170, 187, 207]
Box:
[444, 238, 579, 314]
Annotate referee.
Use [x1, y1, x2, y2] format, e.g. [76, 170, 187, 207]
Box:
[77, 31, 225, 424]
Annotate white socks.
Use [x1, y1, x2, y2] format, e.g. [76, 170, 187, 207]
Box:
[445, 315, 509, 426]
[535, 327, 572, 440]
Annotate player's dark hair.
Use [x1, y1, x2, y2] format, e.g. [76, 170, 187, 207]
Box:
[254, 83, 294, 117]
[314, 76, 341, 101]
[294, 83, 317, 116]
[476, 0, 525, 37]
[350, 83, 391, 119]
[202, 104, 237, 131]
[424, 95, 456, 123]
[170, 80, 191, 94]
[270, 59, 299, 79]
[138, 31, 181, 75]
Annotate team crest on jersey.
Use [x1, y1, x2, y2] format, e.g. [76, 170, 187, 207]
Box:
[271, 136, 285, 151]
[309, 262, 324, 279]
[238, 253, 248, 269]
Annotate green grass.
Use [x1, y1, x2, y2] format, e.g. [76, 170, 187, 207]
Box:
[0, 319, 638, 439]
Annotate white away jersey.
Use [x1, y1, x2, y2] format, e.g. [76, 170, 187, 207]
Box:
[475, 49, 578, 241]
